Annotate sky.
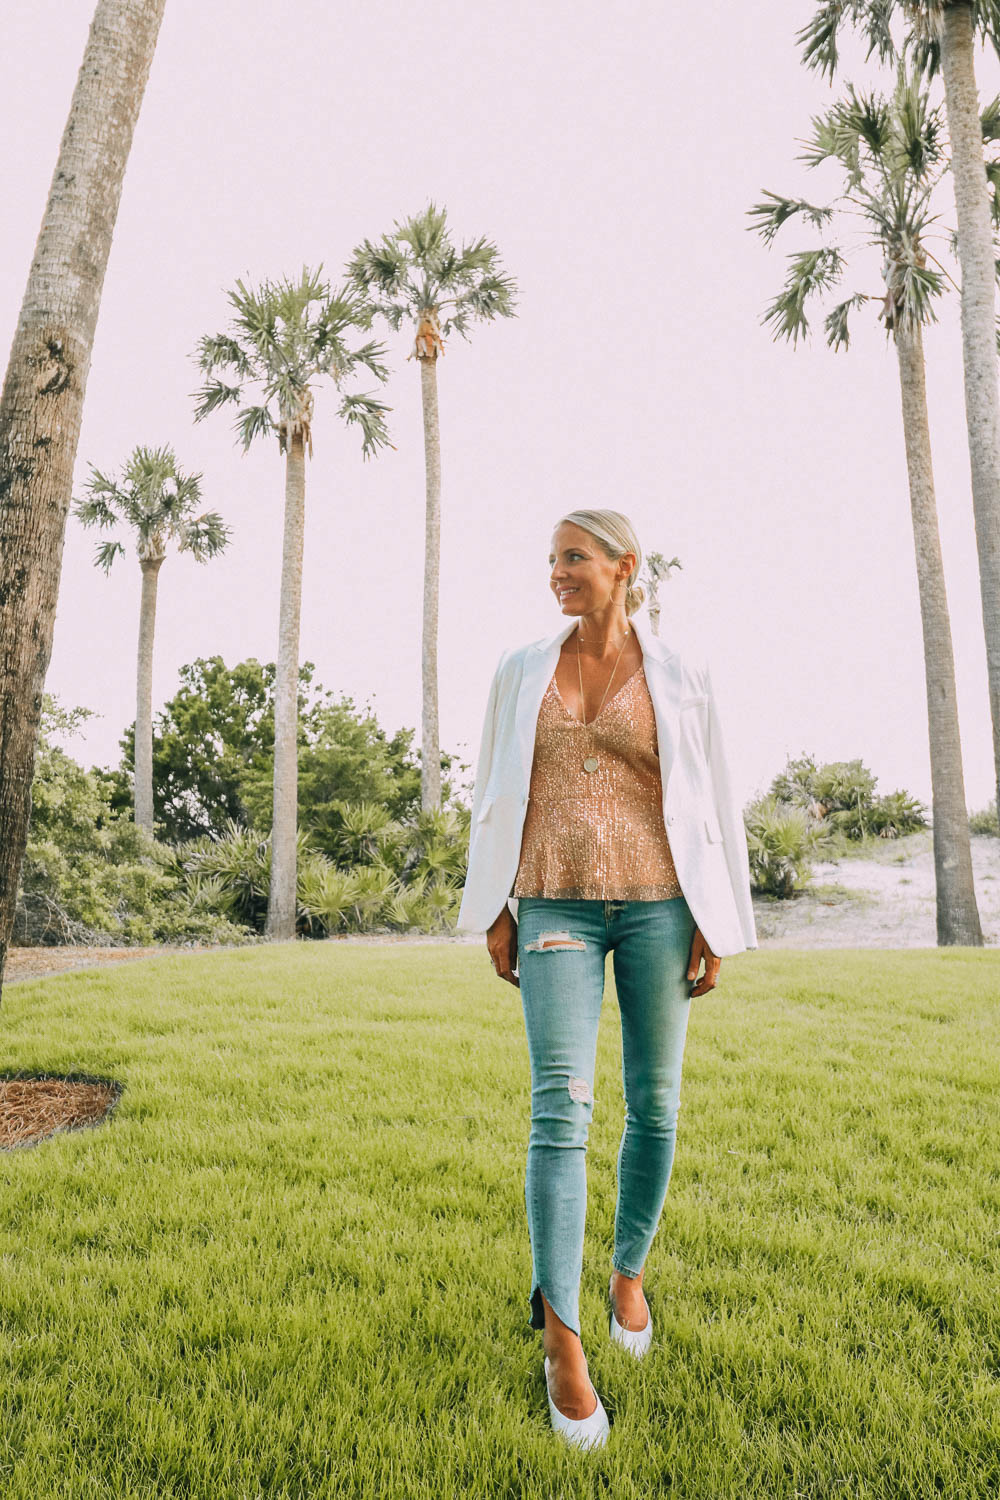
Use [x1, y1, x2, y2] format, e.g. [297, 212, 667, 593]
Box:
[3, 0, 1000, 818]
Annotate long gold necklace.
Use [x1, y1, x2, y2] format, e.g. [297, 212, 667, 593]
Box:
[576, 624, 631, 773]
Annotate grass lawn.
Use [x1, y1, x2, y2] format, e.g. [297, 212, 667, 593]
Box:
[1, 941, 998, 1499]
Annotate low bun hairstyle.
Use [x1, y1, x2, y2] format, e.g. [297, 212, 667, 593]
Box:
[555, 509, 646, 617]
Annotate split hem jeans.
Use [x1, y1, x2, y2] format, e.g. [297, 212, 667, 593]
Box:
[516, 893, 697, 1338]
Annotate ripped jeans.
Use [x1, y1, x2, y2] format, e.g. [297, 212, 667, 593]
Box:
[515, 894, 698, 1338]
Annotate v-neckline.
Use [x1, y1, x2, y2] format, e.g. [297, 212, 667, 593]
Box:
[551, 663, 645, 728]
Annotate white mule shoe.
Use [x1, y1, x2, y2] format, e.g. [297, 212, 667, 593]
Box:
[543, 1356, 610, 1450]
[608, 1273, 653, 1358]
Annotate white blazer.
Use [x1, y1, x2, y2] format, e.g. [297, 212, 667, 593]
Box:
[455, 609, 758, 957]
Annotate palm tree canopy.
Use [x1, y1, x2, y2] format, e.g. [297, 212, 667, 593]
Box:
[748, 66, 973, 347]
[74, 444, 229, 572]
[347, 202, 518, 355]
[192, 265, 392, 459]
[798, 1, 1000, 82]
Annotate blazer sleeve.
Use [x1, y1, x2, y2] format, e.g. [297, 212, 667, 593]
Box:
[468, 648, 509, 835]
[705, 658, 758, 951]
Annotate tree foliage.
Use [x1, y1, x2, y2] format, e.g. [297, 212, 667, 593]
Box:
[110, 657, 460, 844]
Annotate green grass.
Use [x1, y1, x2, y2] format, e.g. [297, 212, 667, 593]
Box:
[1, 942, 998, 1499]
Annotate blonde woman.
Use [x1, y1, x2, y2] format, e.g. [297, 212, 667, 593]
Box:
[456, 509, 757, 1450]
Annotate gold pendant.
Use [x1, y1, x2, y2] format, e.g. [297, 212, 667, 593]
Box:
[583, 756, 599, 773]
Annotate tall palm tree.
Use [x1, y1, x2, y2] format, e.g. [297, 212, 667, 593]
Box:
[348, 204, 518, 810]
[749, 66, 985, 945]
[0, 0, 166, 1000]
[193, 267, 392, 941]
[74, 445, 230, 834]
[799, 0, 1000, 843]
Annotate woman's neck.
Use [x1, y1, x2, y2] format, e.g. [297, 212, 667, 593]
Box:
[574, 606, 631, 654]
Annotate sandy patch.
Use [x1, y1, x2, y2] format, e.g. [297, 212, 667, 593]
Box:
[750, 830, 1000, 948]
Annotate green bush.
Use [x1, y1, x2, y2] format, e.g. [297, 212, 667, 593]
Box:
[16, 698, 252, 947]
[744, 793, 827, 898]
[969, 798, 999, 836]
[175, 806, 468, 938]
[762, 751, 927, 850]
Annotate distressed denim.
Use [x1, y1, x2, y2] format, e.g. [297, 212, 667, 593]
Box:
[516, 894, 698, 1338]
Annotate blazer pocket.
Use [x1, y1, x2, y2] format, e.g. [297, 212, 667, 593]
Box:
[680, 694, 709, 709]
[704, 812, 724, 843]
[475, 792, 497, 824]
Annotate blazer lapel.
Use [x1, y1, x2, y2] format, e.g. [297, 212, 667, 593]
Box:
[511, 610, 683, 792]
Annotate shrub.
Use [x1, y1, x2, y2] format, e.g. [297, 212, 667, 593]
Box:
[16, 700, 251, 947]
[969, 798, 999, 836]
[744, 793, 825, 898]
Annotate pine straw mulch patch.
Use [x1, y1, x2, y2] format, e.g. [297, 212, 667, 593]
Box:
[0, 1072, 124, 1152]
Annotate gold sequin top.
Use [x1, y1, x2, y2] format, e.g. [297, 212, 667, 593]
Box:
[510, 665, 684, 901]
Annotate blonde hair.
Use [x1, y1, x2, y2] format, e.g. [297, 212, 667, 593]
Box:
[554, 509, 646, 617]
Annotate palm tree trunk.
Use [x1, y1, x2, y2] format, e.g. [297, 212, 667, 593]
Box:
[134, 556, 163, 835]
[895, 317, 983, 945]
[0, 0, 165, 1000]
[419, 353, 442, 811]
[266, 429, 306, 941]
[939, 1, 1000, 828]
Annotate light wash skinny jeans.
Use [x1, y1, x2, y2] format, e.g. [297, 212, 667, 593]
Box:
[515, 893, 697, 1338]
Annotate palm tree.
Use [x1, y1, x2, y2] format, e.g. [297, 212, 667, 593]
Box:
[799, 0, 1000, 861]
[0, 0, 166, 1000]
[74, 445, 230, 834]
[193, 267, 392, 941]
[348, 204, 518, 810]
[749, 65, 984, 945]
[641, 552, 683, 637]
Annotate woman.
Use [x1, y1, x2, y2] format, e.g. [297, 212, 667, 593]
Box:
[455, 509, 757, 1450]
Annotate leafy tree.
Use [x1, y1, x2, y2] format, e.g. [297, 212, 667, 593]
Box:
[74, 444, 229, 833]
[750, 65, 984, 945]
[348, 204, 518, 809]
[112, 657, 439, 844]
[193, 266, 392, 939]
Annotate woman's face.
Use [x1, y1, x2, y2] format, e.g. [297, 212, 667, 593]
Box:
[548, 521, 633, 614]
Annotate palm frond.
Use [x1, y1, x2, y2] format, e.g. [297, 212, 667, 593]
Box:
[196, 333, 253, 377]
[985, 159, 1000, 228]
[444, 273, 519, 332]
[235, 404, 276, 451]
[192, 379, 242, 422]
[73, 490, 119, 529]
[177, 511, 231, 562]
[347, 237, 410, 297]
[338, 391, 393, 460]
[345, 339, 391, 384]
[394, 202, 450, 263]
[94, 538, 126, 574]
[798, 0, 896, 79]
[797, 0, 848, 79]
[747, 191, 835, 244]
[762, 247, 845, 344]
[824, 291, 871, 349]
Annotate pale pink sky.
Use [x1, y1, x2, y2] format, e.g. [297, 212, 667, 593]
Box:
[3, 1, 999, 816]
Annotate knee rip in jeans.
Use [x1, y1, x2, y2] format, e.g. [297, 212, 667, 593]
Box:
[523, 930, 587, 953]
[568, 1076, 592, 1104]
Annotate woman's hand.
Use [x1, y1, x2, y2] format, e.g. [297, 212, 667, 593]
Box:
[687, 927, 721, 996]
[487, 906, 520, 988]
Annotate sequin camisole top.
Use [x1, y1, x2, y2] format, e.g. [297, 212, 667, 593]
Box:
[510, 664, 684, 901]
